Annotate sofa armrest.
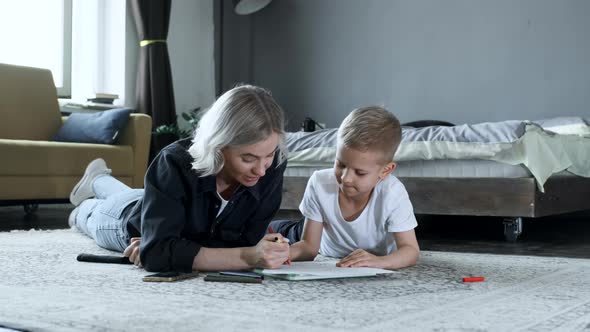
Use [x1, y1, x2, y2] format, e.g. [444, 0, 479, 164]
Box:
[118, 113, 152, 188]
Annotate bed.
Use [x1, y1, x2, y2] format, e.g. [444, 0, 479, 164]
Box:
[281, 117, 590, 241]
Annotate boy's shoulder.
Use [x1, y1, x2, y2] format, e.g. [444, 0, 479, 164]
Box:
[309, 169, 338, 189]
[312, 168, 334, 180]
[374, 174, 409, 198]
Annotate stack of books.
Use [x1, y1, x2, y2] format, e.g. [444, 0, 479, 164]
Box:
[87, 93, 119, 104]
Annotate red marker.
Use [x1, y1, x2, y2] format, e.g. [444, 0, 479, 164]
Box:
[462, 276, 485, 283]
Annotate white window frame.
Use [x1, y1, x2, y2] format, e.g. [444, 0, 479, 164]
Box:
[60, 0, 73, 97]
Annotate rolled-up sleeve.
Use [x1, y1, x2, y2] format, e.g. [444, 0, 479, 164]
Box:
[139, 147, 200, 272]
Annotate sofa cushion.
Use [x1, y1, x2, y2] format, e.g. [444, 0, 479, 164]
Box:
[53, 108, 133, 144]
[0, 139, 134, 176]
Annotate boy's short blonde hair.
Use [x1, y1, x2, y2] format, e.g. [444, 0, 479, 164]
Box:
[337, 106, 402, 163]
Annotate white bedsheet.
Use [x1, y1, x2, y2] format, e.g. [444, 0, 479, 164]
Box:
[286, 117, 590, 191]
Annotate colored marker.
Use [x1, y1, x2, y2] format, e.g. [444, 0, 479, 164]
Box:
[462, 276, 485, 283]
[267, 226, 291, 265]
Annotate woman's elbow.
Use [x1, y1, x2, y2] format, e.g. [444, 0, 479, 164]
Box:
[140, 251, 168, 272]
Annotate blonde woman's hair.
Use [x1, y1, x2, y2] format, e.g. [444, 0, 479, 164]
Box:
[188, 84, 286, 176]
[337, 106, 402, 163]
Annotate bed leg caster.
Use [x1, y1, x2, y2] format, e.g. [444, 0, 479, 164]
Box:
[503, 217, 523, 242]
[24, 204, 39, 215]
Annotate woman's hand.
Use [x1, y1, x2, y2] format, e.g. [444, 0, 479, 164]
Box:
[123, 237, 142, 267]
[250, 234, 290, 269]
[336, 249, 384, 268]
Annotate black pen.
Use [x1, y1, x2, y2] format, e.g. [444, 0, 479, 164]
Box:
[204, 273, 262, 283]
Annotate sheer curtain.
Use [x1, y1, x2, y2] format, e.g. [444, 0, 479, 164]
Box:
[70, 0, 129, 105]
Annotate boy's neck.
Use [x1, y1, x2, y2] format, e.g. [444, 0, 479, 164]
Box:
[338, 189, 373, 221]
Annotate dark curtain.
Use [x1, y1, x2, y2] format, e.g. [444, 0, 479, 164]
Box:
[130, 0, 176, 160]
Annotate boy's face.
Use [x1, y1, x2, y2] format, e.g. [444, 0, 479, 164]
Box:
[334, 145, 396, 200]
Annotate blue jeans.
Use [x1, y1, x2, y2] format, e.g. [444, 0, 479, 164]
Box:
[268, 217, 305, 244]
[74, 175, 143, 252]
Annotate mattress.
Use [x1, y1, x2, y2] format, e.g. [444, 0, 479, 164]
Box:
[285, 117, 590, 191]
[285, 159, 534, 178]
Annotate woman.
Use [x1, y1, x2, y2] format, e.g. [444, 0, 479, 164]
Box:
[69, 85, 290, 272]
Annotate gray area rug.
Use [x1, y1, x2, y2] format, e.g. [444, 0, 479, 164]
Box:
[1, 229, 589, 332]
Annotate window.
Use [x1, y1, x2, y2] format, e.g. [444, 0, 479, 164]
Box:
[0, 0, 130, 105]
[0, 0, 72, 97]
[71, 0, 128, 105]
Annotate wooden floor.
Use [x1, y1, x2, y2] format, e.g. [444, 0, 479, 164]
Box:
[1, 204, 589, 259]
[416, 213, 590, 259]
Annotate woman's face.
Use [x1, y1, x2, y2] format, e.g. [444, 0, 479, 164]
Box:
[220, 132, 280, 187]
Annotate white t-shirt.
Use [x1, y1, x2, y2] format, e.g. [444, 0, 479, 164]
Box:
[216, 192, 229, 217]
[299, 169, 417, 258]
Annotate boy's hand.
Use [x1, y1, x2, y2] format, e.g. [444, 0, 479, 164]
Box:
[336, 249, 383, 268]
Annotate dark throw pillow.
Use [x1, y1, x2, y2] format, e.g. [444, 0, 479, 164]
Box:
[53, 108, 133, 144]
[402, 120, 456, 128]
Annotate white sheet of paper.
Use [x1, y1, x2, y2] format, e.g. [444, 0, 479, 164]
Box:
[259, 261, 396, 277]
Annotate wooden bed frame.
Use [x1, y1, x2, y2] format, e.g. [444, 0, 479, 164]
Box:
[281, 175, 590, 242]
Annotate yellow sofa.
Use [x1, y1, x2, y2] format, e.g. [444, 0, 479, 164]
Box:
[0, 63, 152, 208]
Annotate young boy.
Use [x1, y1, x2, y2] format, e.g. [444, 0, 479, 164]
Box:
[271, 106, 419, 270]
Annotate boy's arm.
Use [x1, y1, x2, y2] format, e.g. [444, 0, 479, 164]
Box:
[289, 218, 323, 261]
[337, 229, 420, 270]
[383, 229, 420, 269]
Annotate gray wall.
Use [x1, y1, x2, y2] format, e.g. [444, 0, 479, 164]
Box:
[222, 0, 590, 130]
[168, 0, 215, 122]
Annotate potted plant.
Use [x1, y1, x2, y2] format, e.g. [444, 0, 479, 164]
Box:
[153, 107, 202, 140]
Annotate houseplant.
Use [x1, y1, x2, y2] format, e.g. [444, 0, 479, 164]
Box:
[153, 107, 202, 140]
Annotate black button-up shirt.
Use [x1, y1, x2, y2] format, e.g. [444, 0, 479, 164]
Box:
[126, 138, 286, 272]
